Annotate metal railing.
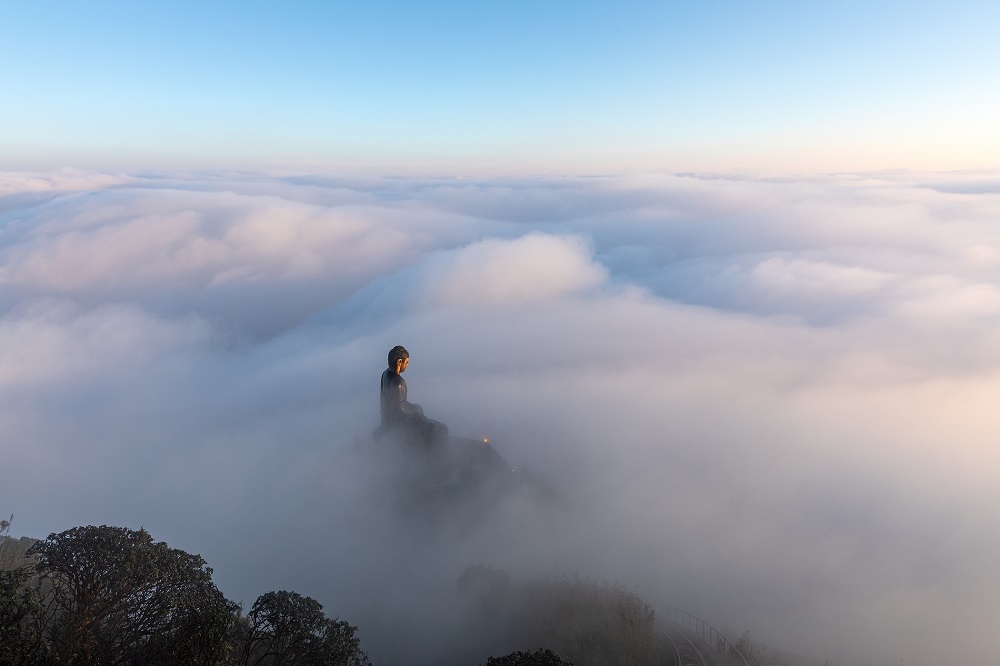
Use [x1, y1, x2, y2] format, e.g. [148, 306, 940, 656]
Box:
[659, 603, 749, 666]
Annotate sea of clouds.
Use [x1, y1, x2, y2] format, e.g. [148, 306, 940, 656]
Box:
[2, 168, 1000, 664]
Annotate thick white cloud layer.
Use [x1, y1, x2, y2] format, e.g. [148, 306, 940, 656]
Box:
[419, 234, 606, 307]
[2, 169, 1000, 665]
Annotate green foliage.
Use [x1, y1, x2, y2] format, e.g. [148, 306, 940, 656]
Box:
[458, 564, 513, 599]
[0, 524, 238, 664]
[0, 515, 13, 571]
[735, 629, 766, 664]
[1, 564, 49, 665]
[0, 515, 37, 573]
[237, 590, 370, 666]
[0, 522, 373, 666]
[516, 576, 660, 666]
[0, 515, 48, 665]
[459, 568, 661, 666]
[731, 629, 827, 666]
[485, 648, 573, 666]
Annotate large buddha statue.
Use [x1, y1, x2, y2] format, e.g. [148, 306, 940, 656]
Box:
[379, 345, 448, 445]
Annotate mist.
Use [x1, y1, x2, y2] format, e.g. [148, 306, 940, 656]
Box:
[2, 168, 1000, 665]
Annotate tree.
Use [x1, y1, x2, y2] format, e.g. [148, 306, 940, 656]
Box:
[459, 568, 661, 666]
[2, 524, 374, 665]
[1, 560, 41, 664]
[0, 514, 48, 665]
[0, 514, 36, 572]
[733, 629, 766, 664]
[484, 649, 573, 666]
[237, 590, 369, 666]
[23, 525, 238, 665]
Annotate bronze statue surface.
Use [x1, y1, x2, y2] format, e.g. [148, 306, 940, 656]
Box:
[369, 345, 549, 520]
[379, 345, 448, 445]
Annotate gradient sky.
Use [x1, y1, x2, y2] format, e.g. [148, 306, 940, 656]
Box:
[4, 4, 1000, 665]
[2, 0, 998, 172]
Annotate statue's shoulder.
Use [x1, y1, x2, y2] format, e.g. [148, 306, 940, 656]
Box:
[381, 368, 403, 389]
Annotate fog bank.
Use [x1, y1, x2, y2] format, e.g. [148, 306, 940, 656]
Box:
[3, 169, 1000, 665]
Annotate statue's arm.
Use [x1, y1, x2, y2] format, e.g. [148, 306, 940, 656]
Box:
[383, 374, 423, 416]
[401, 397, 425, 416]
[387, 378, 406, 412]
[383, 372, 426, 419]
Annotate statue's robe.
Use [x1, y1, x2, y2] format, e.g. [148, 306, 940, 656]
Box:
[380, 368, 448, 444]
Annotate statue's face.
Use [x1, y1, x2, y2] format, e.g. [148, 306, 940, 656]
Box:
[396, 357, 409, 373]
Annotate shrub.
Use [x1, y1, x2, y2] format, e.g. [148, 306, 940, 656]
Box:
[460, 568, 661, 666]
[485, 648, 573, 665]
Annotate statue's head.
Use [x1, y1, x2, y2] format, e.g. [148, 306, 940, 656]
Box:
[388, 345, 409, 372]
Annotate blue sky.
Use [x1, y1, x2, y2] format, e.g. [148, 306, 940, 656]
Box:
[2, 1, 998, 172]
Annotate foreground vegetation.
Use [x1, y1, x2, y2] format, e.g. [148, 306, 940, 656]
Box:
[2, 518, 587, 666]
[4, 515, 817, 666]
[0, 518, 368, 665]
[458, 565, 664, 666]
